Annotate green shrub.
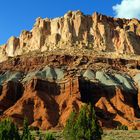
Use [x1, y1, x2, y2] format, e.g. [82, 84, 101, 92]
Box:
[29, 126, 39, 131]
[63, 104, 103, 140]
[21, 118, 34, 140]
[116, 124, 128, 130]
[0, 118, 20, 140]
[35, 129, 43, 140]
[45, 132, 55, 140]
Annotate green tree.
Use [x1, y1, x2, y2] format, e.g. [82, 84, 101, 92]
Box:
[21, 118, 34, 140]
[0, 118, 20, 140]
[63, 111, 77, 140]
[36, 129, 43, 140]
[74, 105, 88, 139]
[63, 104, 103, 140]
[45, 132, 55, 140]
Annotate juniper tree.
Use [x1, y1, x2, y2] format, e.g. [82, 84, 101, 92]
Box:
[21, 118, 34, 140]
[63, 104, 103, 140]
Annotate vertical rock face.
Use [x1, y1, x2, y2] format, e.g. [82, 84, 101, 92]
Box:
[0, 74, 140, 129]
[1, 78, 82, 129]
[0, 81, 23, 111]
[6, 36, 20, 57]
[0, 45, 7, 62]
[0, 11, 140, 62]
[79, 78, 140, 129]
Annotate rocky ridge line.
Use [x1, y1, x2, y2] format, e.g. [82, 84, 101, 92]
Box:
[0, 10, 140, 62]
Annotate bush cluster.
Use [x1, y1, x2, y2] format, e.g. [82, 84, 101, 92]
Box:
[0, 118, 55, 140]
[0, 118, 34, 140]
[116, 124, 128, 130]
[0, 118, 20, 140]
[45, 132, 55, 140]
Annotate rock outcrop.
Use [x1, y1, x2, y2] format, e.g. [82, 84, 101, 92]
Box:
[1, 11, 140, 130]
[0, 54, 140, 129]
[1, 78, 82, 129]
[0, 11, 140, 62]
[0, 81, 23, 112]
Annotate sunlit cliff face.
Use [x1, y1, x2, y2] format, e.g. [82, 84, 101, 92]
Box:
[0, 11, 140, 63]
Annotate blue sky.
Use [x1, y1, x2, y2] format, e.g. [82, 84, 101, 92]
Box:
[1, 0, 139, 45]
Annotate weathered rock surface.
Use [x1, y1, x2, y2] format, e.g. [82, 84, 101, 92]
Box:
[0, 11, 140, 62]
[1, 11, 140, 130]
[0, 54, 140, 129]
[0, 81, 23, 112]
[1, 78, 81, 129]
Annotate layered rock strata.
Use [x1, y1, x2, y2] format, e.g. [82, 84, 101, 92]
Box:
[0, 54, 140, 129]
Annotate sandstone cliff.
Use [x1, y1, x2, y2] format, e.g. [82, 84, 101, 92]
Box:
[0, 11, 140, 62]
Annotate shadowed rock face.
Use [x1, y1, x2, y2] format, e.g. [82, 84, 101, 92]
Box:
[79, 78, 140, 128]
[0, 81, 23, 112]
[0, 11, 140, 62]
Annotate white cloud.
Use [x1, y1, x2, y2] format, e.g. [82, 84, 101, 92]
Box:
[113, 0, 140, 19]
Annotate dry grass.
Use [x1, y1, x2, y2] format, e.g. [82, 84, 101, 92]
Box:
[102, 130, 140, 140]
[33, 130, 140, 140]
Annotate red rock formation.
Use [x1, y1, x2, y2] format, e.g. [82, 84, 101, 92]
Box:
[0, 11, 140, 130]
[0, 81, 23, 112]
[79, 79, 140, 129]
[0, 76, 140, 130]
[1, 78, 82, 130]
[95, 87, 138, 128]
